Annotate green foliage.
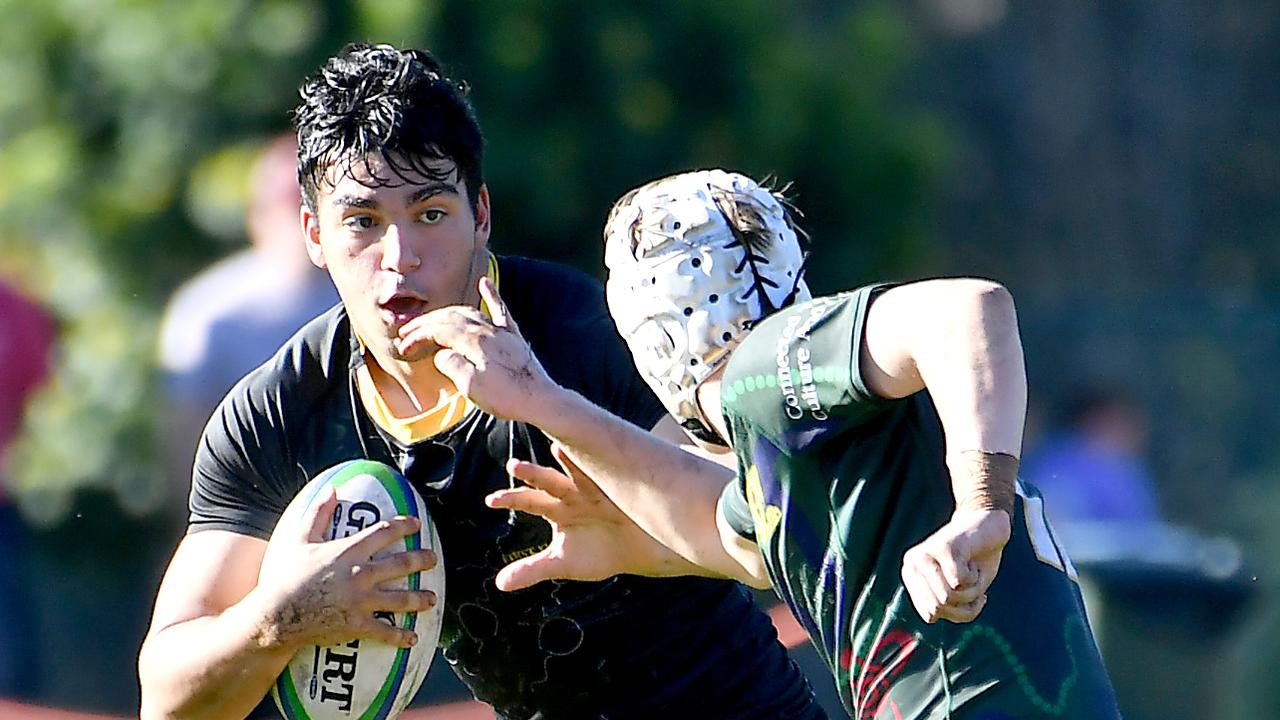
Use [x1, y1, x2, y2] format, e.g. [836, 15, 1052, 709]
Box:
[0, 0, 943, 524]
[432, 1, 944, 292]
[0, 0, 329, 524]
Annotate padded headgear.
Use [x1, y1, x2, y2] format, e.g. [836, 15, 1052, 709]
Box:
[604, 169, 810, 442]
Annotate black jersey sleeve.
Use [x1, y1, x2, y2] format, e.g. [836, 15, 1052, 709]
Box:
[186, 309, 348, 539]
[187, 372, 295, 539]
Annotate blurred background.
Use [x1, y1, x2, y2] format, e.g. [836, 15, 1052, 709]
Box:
[0, 0, 1277, 718]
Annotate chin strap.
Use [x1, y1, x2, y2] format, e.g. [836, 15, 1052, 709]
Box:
[680, 417, 731, 447]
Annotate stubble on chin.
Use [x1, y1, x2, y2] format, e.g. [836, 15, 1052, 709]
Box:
[388, 339, 438, 364]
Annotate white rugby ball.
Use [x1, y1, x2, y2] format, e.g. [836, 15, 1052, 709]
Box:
[267, 459, 444, 720]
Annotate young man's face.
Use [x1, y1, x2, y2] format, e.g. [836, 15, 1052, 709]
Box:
[303, 153, 490, 363]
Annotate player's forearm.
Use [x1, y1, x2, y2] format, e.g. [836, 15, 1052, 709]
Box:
[615, 524, 746, 581]
[139, 591, 294, 720]
[911, 280, 1025, 512]
[527, 389, 759, 584]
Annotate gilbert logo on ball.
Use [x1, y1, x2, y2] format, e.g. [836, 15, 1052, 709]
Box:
[267, 460, 444, 720]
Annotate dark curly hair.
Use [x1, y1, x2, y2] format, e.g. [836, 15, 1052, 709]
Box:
[293, 43, 485, 213]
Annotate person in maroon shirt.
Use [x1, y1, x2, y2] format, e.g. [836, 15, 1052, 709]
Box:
[0, 277, 55, 698]
[0, 280, 55, 467]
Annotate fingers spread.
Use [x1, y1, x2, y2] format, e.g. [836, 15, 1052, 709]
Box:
[485, 487, 559, 518]
[550, 444, 589, 481]
[507, 458, 574, 497]
[495, 549, 560, 592]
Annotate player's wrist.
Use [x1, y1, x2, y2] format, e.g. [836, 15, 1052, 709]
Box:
[528, 385, 596, 435]
[478, 370, 566, 425]
[235, 586, 307, 655]
[948, 450, 1018, 515]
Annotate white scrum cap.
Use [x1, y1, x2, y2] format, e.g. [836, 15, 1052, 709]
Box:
[604, 169, 810, 442]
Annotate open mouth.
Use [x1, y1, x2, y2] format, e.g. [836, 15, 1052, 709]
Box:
[379, 296, 427, 325]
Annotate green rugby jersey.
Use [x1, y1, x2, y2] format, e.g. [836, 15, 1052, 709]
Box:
[718, 286, 1121, 719]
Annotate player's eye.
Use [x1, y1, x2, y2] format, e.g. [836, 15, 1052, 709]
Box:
[343, 215, 376, 232]
[420, 208, 447, 224]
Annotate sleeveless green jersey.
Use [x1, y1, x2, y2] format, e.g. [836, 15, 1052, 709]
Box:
[718, 287, 1121, 719]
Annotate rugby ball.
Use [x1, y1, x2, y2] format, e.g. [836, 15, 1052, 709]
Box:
[266, 460, 444, 720]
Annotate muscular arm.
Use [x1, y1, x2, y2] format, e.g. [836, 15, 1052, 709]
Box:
[859, 279, 1026, 622]
[138, 532, 292, 720]
[860, 278, 1026, 510]
[139, 496, 434, 719]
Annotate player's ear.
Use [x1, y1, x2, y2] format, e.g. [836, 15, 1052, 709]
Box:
[301, 204, 327, 269]
[472, 184, 491, 249]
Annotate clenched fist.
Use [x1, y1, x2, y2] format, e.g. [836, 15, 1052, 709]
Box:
[901, 508, 1011, 623]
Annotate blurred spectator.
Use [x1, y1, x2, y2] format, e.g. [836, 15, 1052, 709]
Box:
[157, 134, 337, 514]
[1022, 386, 1161, 525]
[0, 279, 54, 698]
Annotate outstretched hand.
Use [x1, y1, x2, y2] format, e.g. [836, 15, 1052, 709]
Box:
[485, 445, 689, 591]
[395, 277, 557, 421]
[900, 508, 1010, 624]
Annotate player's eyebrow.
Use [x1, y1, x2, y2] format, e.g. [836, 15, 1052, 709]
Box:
[331, 195, 378, 210]
[407, 182, 460, 206]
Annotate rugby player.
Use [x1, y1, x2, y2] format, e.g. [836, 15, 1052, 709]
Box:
[415, 170, 1124, 718]
[138, 52, 826, 720]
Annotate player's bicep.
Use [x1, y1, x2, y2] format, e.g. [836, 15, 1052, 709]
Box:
[860, 285, 928, 400]
[147, 531, 269, 634]
[862, 278, 1014, 400]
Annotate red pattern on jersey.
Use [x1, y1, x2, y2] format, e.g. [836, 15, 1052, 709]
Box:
[842, 629, 919, 719]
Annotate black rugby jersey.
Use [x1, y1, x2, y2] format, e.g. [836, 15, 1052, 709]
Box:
[190, 255, 826, 719]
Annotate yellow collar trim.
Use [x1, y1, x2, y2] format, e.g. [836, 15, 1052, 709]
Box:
[355, 253, 499, 443]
